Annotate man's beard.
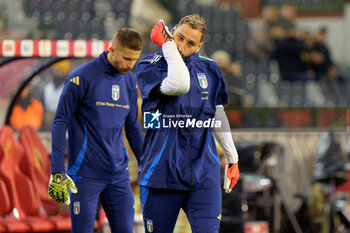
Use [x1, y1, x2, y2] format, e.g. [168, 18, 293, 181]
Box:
[180, 51, 189, 60]
[119, 69, 129, 74]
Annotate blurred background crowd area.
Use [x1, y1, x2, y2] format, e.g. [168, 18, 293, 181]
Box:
[1, 0, 350, 131]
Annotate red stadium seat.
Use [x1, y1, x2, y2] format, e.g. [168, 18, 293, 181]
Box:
[0, 178, 10, 214]
[17, 126, 100, 232]
[18, 126, 60, 215]
[0, 126, 28, 218]
[18, 126, 72, 231]
[0, 177, 31, 232]
[0, 126, 55, 232]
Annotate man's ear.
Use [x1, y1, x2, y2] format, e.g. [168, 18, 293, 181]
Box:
[109, 46, 115, 54]
[171, 25, 177, 36]
[196, 41, 204, 53]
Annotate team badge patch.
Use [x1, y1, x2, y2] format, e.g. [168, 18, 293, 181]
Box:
[73, 202, 80, 215]
[112, 85, 120, 101]
[197, 73, 208, 89]
[147, 219, 153, 232]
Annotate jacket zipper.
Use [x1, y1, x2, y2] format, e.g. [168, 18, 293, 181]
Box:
[187, 81, 194, 187]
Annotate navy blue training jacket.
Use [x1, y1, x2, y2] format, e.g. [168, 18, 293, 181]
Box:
[136, 50, 228, 190]
[51, 51, 143, 180]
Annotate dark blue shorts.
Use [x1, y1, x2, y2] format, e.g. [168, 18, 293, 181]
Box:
[70, 174, 134, 233]
[140, 185, 222, 233]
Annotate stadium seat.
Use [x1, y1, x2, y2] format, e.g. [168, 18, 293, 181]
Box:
[290, 81, 305, 107]
[0, 126, 54, 232]
[0, 177, 31, 233]
[18, 126, 72, 231]
[17, 126, 101, 231]
[0, 126, 30, 218]
[276, 80, 291, 107]
[0, 178, 10, 216]
[18, 126, 58, 214]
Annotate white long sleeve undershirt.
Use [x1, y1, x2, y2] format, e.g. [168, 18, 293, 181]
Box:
[213, 105, 239, 164]
[159, 41, 190, 96]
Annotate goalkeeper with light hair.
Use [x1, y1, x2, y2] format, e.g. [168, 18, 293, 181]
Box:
[136, 14, 240, 233]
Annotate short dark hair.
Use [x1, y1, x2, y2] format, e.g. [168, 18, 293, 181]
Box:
[178, 14, 207, 41]
[112, 27, 143, 51]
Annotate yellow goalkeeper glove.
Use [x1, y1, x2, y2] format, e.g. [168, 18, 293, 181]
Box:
[48, 173, 77, 205]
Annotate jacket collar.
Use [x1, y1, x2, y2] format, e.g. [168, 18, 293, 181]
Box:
[158, 49, 198, 67]
[97, 51, 120, 75]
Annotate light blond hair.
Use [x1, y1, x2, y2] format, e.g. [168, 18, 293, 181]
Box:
[178, 14, 207, 41]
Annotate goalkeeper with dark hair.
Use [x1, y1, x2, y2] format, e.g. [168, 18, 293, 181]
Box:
[49, 27, 143, 233]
